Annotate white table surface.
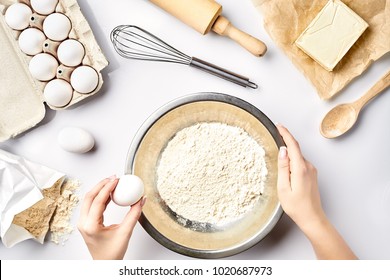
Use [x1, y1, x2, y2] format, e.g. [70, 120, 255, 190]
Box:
[1, 0, 389, 260]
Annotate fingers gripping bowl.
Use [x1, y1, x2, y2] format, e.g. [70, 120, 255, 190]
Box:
[125, 93, 284, 258]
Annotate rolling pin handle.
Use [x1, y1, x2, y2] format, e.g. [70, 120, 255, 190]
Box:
[212, 16, 267, 57]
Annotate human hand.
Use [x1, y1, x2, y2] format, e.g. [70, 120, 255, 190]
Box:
[276, 125, 357, 259]
[78, 176, 146, 260]
[276, 125, 326, 233]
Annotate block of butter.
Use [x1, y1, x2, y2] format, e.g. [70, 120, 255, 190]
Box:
[295, 0, 368, 71]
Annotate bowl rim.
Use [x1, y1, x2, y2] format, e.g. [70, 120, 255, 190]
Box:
[125, 92, 285, 259]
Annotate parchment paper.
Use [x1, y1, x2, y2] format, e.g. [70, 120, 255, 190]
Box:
[252, 0, 390, 99]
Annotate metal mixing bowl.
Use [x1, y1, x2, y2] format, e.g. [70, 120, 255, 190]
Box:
[125, 92, 284, 258]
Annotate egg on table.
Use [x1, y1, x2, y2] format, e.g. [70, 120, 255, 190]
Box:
[29, 53, 59, 81]
[30, 0, 59, 16]
[18, 28, 46, 56]
[57, 39, 85, 67]
[58, 127, 95, 153]
[70, 65, 99, 94]
[44, 79, 73, 108]
[5, 3, 32, 30]
[43, 12, 71, 41]
[112, 175, 145, 206]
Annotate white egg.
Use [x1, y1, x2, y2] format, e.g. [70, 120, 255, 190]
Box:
[18, 28, 46, 56]
[44, 79, 73, 107]
[4, 3, 32, 30]
[112, 175, 145, 206]
[29, 53, 59, 81]
[58, 127, 95, 153]
[30, 0, 59, 15]
[57, 39, 85, 67]
[43, 13, 71, 41]
[70, 65, 99, 94]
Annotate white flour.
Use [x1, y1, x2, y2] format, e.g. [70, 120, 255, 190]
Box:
[156, 122, 268, 226]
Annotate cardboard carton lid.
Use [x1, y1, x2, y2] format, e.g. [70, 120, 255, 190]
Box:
[0, 9, 45, 141]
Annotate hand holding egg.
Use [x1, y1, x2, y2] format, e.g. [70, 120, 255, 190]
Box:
[112, 175, 145, 207]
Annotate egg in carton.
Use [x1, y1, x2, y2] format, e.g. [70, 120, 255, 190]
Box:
[0, 0, 108, 142]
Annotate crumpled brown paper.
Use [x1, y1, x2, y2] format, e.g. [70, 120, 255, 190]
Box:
[12, 179, 63, 242]
[252, 0, 390, 99]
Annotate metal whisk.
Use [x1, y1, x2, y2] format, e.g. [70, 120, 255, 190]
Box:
[110, 25, 258, 89]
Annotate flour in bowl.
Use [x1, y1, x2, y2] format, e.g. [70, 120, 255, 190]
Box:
[156, 122, 268, 226]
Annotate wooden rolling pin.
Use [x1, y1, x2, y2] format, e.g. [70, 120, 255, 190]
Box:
[149, 0, 267, 57]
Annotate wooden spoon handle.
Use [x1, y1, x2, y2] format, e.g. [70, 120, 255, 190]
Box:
[355, 70, 390, 110]
[212, 16, 267, 57]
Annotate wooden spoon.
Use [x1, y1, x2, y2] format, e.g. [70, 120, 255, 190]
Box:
[320, 70, 390, 138]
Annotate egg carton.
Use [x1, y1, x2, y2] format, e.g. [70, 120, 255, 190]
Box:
[0, 0, 108, 142]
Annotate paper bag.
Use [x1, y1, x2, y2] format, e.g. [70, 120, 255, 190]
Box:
[0, 149, 65, 247]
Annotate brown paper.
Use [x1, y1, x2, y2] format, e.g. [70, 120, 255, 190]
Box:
[12, 178, 63, 241]
[252, 0, 390, 100]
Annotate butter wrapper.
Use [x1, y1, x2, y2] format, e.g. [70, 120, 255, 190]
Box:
[0, 149, 64, 248]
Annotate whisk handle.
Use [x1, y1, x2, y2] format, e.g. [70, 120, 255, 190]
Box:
[190, 57, 258, 89]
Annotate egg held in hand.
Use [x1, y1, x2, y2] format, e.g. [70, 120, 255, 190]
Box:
[112, 175, 144, 206]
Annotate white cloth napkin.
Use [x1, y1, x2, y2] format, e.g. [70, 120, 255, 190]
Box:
[0, 149, 64, 247]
